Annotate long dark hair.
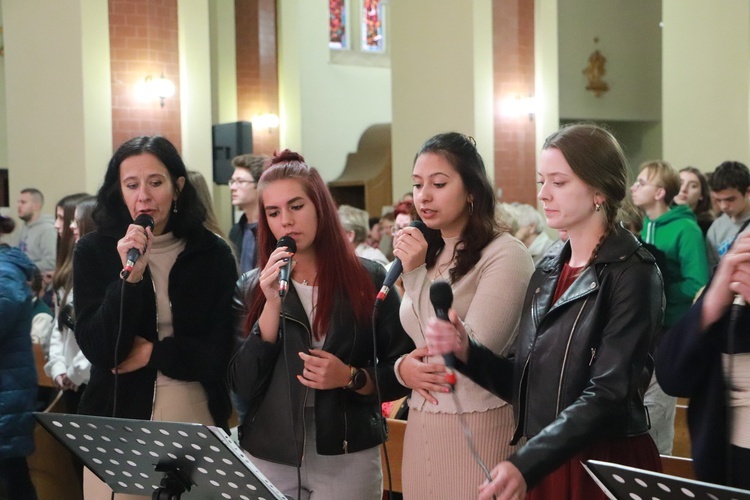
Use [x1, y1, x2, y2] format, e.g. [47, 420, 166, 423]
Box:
[59, 196, 99, 329]
[52, 192, 89, 292]
[244, 150, 376, 339]
[679, 166, 712, 216]
[0, 215, 14, 234]
[415, 132, 505, 283]
[74, 196, 99, 240]
[92, 136, 206, 239]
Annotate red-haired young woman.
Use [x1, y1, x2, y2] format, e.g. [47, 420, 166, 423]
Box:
[229, 150, 414, 499]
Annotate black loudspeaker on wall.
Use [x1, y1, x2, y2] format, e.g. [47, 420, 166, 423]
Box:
[212, 121, 253, 185]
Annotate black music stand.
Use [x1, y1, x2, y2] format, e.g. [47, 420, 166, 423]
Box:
[584, 459, 750, 500]
[34, 412, 286, 500]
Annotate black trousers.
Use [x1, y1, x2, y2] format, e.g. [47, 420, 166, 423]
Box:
[0, 456, 37, 500]
[730, 445, 750, 489]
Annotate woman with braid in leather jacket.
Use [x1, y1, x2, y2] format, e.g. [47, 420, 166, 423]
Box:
[228, 150, 414, 499]
[425, 123, 665, 500]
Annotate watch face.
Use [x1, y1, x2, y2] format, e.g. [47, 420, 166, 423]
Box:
[352, 368, 367, 390]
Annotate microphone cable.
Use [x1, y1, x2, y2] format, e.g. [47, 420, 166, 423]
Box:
[270, 235, 303, 499]
[725, 295, 744, 486]
[112, 278, 127, 418]
[452, 389, 494, 483]
[113, 215, 154, 418]
[279, 291, 303, 500]
[720, 219, 750, 485]
[430, 281, 495, 493]
[371, 302, 393, 500]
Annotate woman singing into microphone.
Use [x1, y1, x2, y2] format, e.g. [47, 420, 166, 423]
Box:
[73, 136, 238, 499]
[392, 132, 535, 498]
[229, 150, 414, 499]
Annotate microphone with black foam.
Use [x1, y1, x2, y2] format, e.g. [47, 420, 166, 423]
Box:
[430, 280, 457, 388]
[121, 213, 155, 280]
[277, 235, 297, 298]
[375, 220, 428, 305]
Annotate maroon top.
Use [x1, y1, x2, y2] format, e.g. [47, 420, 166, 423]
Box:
[553, 262, 584, 303]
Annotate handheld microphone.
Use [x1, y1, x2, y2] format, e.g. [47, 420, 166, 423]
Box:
[277, 235, 297, 297]
[121, 214, 155, 279]
[376, 220, 428, 304]
[430, 280, 457, 388]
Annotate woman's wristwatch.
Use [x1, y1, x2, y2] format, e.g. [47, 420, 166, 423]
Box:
[345, 365, 367, 390]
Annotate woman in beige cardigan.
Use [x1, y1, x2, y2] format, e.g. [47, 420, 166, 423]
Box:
[393, 132, 534, 499]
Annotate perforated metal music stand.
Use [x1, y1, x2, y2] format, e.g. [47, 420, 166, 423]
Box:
[34, 412, 286, 500]
[584, 459, 750, 500]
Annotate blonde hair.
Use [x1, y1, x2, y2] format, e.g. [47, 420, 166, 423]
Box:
[639, 160, 680, 205]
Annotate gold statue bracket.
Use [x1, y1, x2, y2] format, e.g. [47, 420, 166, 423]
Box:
[583, 37, 608, 97]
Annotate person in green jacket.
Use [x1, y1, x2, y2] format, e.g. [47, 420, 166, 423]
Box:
[631, 159, 710, 455]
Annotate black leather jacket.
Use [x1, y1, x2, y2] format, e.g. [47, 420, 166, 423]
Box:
[228, 258, 414, 466]
[457, 225, 664, 488]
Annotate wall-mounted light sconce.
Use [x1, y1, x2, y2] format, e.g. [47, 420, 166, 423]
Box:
[520, 95, 536, 121]
[502, 95, 536, 121]
[144, 74, 175, 108]
[252, 113, 280, 133]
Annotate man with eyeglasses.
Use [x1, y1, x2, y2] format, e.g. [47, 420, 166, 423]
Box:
[228, 154, 267, 274]
[631, 160, 709, 456]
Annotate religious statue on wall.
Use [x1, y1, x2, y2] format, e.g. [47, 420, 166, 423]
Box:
[583, 38, 609, 97]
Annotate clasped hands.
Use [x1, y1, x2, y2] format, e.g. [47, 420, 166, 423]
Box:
[55, 373, 79, 392]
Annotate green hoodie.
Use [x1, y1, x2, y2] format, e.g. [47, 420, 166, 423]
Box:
[642, 204, 709, 328]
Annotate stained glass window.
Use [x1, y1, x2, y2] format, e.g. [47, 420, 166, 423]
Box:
[329, 0, 347, 50]
[361, 0, 384, 53]
[329, 0, 388, 64]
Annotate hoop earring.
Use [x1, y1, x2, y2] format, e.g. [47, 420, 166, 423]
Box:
[173, 200, 178, 213]
[469, 201, 474, 216]
[595, 202, 601, 212]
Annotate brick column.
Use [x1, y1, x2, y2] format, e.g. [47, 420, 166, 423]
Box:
[235, 0, 280, 156]
[493, 0, 536, 204]
[109, 0, 182, 151]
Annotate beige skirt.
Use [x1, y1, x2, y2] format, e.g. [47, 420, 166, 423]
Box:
[83, 381, 212, 500]
[402, 405, 516, 500]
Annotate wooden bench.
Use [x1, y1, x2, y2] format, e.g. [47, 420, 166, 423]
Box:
[672, 398, 691, 458]
[381, 418, 406, 494]
[27, 391, 83, 500]
[33, 342, 55, 388]
[661, 454, 695, 480]
[661, 397, 695, 480]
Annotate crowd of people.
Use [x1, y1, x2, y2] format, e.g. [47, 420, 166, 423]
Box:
[2, 123, 750, 499]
